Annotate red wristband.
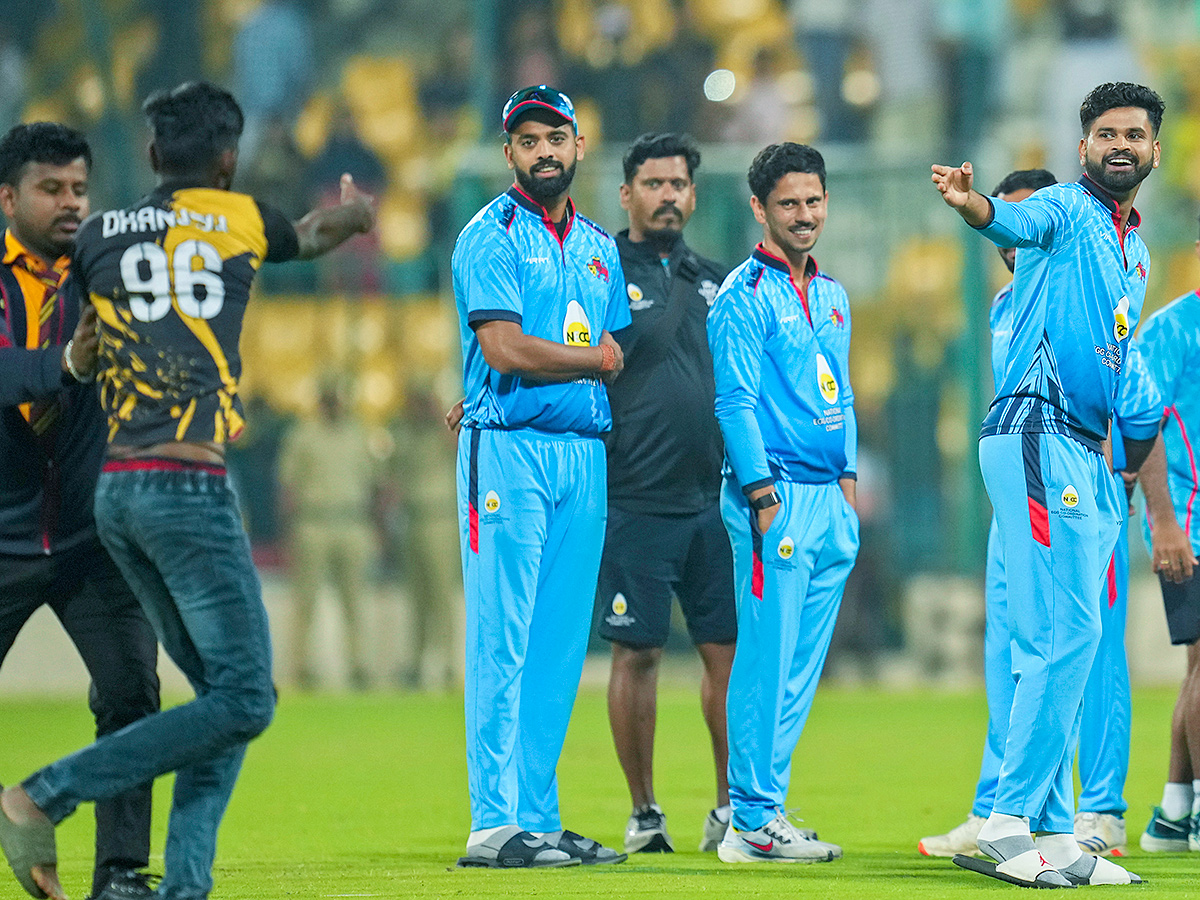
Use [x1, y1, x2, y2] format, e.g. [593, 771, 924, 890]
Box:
[599, 343, 616, 373]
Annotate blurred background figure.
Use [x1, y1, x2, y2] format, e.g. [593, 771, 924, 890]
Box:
[388, 378, 462, 691]
[278, 375, 383, 690]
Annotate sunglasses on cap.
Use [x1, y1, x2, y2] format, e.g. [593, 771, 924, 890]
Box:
[502, 85, 577, 132]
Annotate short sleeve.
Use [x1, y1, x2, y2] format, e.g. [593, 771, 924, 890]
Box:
[256, 200, 300, 263]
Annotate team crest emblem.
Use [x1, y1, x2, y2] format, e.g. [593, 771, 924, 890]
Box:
[587, 256, 609, 282]
[563, 300, 592, 346]
[612, 593, 628, 615]
[778, 537, 795, 559]
[484, 490, 501, 513]
[1135, 261, 1147, 281]
[1061, 485, 1079, 508]
[816, 353, 839, 404]
[1113, 295, 1130, 342]
[829, 307, 844, 327]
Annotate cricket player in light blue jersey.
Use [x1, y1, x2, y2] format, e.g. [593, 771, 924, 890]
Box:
[921, 170, 1184, 861]
[1135, 253, 1200, 854]
[708, 143, 856, 864]
[932, 81, 1168, 887]
[450, 85, 631, 869]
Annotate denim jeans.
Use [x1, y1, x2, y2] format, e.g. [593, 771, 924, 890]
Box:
[23, 464, 276, 900]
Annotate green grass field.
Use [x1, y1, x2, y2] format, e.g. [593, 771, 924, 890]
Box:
[1, 684, 1197, 899]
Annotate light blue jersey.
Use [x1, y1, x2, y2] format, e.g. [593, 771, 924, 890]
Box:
[989, 283, 1014, 392]
[708, 246, 856, 492]
[452, 186, 630, 436]
[1137, 291, 1200, 551]
[977, 176, 1150, 450]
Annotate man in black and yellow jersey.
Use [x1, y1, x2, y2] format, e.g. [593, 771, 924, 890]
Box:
[0, 122, 160, 900]
[0, 82, 375, 900]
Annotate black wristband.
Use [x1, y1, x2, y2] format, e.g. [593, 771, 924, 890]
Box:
[750, 491, 781, 511]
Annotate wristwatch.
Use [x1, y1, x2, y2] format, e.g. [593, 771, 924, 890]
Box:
[749, 491, 782, 511]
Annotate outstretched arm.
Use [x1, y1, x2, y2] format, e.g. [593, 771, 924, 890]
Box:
[293, 174, 377, 260]
[931, 161, 993, 227]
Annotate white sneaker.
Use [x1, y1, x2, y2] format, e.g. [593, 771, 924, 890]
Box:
[717, 811, 837, 863]
[624, 804, 674, 853]
[1074, 811, 1127, 857]
[918, 813, 985, 857]
[699, 808, 729, 852]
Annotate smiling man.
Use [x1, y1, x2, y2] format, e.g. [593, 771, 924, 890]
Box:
[931, 81, 1166, 888]
[707, 142, 856, 864]
[451, 85, 630, 868]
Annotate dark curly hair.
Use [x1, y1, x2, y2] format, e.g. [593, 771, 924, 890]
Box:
[1079, 82, 1165, 136]
[622, 133, 701, 183]
[143, 81, 244, 174]
[747, 143, 825, 202]
[0, 122, 91, 187]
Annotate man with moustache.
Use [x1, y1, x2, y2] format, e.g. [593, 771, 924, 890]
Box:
[0, 122, 160, 900]
[931, 81, 1167, 887]
[708, 142, 856, 864]
[597, 133, 736, 855]
[451, 85, 630, 868]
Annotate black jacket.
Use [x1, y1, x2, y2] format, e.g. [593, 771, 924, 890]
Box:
[606, 231, 729, 515]
[0, 270, 105, 556]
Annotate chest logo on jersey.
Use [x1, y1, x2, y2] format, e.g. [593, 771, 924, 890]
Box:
[483, 490, 501, 514]
[699, 279, 719, 307]
[587, 256, 610, 283]
[563, 299, 592, 346]
[829, 307, 845, 328]
[627, 283, 652, 310]
[1113, 295, 1130, 342]
[816, 353, 839, 405]
[1061, 485, 1079, 508]
[1135, 261, 1147, 282]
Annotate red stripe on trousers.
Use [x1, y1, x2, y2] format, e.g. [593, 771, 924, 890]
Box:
[752, 551, 764, 599]
[1107, 553, 1117, 609]
[1028, 497, 1051, 547]
[469, 502, 479, 553]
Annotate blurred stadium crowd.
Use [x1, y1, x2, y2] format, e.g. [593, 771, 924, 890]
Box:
[7, 0, 1200, 684]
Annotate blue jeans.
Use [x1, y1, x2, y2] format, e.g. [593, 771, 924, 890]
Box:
[23, 465, 275, 900]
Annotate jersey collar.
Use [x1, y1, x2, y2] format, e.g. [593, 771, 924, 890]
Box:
[752, 243, 818, 279]
[507, 184, 575, 240]
[1078, 174, 1141, 231]
[2, 228, 68, 277]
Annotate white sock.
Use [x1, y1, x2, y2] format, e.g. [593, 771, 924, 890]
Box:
[468, 826, 510, 847]
[713, 804, 731, 823]
[1193, 780, 1200, 817]
[978, 812, 1030, 842]
[1035, 832, 1082, 869]
[1162, 782, 1194, 821]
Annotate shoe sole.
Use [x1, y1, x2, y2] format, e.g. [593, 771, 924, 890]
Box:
[456, 856, 581, 868]
[952, 854, 1074, 889]
[717, 844, 833, 864]
[1139, 834, 1189, 853]
[918, 839, 981, 858]
[625, 833, 674, 854]
[578, 852, 628, 865]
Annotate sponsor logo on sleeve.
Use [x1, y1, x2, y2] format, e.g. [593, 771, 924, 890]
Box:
[627, 283, 653, 310]
[605, 592, 635, 627]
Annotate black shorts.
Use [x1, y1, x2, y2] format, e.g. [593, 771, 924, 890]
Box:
[595, 503, 736, 649]
[1160, 571, 1200, 646]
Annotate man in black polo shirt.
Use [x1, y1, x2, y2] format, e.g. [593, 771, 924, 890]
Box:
[597, 133, 736, 855]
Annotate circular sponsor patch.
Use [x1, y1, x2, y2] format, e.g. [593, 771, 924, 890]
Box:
[778, 537, 795, 559]
[563, 299, 592, 346]
[627, 283, 643, 302]
[1061, 485, 1078, 508]
[816, 353, 839, 405]
[612, 593, 628, 615]
[1113, 295, 1130, 342]
[484, 490, 501, 513]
